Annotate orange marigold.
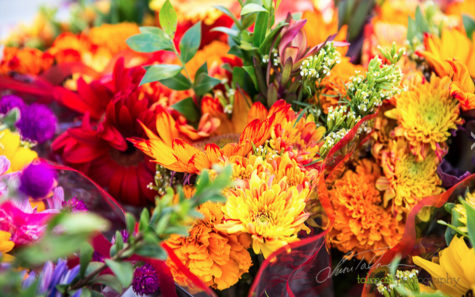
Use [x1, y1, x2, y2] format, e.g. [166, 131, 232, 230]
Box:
[328, 159, 404, 262]
[166, 202, 252, 290]
[0, 47, 53, 75]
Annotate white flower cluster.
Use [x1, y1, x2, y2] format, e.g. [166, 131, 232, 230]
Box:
[299, 42, 341, 80]
[346, 57, 402, 115]
[326, 105, 361, 132]
[148, 165, 174, 196]
[376, 269, 420, 296]
[319, 128, 348, 156]
[262, 48, 280, 67]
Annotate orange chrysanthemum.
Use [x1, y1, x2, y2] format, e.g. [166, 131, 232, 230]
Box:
[328, 159, 404, 262]
[166, 201, 252, 290]
[184, 41, 230, 80]
[0, 47, 53, 75]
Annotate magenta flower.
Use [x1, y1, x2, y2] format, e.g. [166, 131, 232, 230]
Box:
[0, 201, 53, 245]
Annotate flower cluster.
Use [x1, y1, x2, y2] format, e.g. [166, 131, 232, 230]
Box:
[0, 0, 474, 296]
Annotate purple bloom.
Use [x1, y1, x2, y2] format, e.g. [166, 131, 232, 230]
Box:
[113, 229, 129, 245]
[62, 197, 88, 212]
[24, 259, 81, 297]
[16, 103, 57, 144]
[0, 95, 26, 114]
[132, 264, 160, 296]
[19, 162, 56, 199]
[437, 159, 471, 188]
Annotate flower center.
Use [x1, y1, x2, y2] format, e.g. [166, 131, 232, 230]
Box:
[110, 141, 144, 166]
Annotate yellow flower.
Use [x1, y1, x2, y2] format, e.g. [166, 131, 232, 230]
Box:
[88, 22, 140, 55]
[0, 231, 14, 262]
[377, 141, 443, 219]
[386, 75, 462, 157]
[413, 236, 475, 297]
[149, 0, 235, 25]
[418, 29, 475, 78]
[165, 202, 252, 290]
[0, 129, 37, 173]
[219, 170, 310, 258]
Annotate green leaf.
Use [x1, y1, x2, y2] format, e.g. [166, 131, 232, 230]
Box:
[139, 26, 161, 34]
[139, 208, 150, 232]
[125, 213, 135, 241]
[463, 200, 475, 248]
[171, 97, 200, 123]
[348, 0, 374, 41]
[94, 274, 123, 293]
[140, 64, 182, 85]
[194, 62, 208, 80]
[193, 73, 221, 96]
[58, 212, 110, 234]
[211, 26, 239, 37]
[415, 6, 430, 34]
[214, 5, 241, 28]
[463, 14, 475, 40]
[164, 225, 189, 236]
[253, 12, 268, 47]
[242, 65, 258, 89]
[241, 3, 267, 16]
[105, 260, 134, 288]
[160, 73, 192, 90]
[180, 22, 201, 63]
[232, 67, 257, 97]
[126, 32, 173, 53]
[159, 0, 178, 37]
[135, 244, 168, 259]
[79, 244, 94, 278]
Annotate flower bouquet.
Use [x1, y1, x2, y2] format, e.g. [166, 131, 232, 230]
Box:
[0, 0, 475, 296]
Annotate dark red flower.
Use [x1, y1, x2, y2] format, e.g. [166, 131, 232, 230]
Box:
[52, 59, 164, 206]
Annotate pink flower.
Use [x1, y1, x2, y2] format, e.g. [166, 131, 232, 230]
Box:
[0, 201, 53, 245]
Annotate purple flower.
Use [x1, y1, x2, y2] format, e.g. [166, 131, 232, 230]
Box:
[62, 197, 88, 212]
[132, 264, 160, 296]
[24, 259, 81, 297]
[437, 159, 471, 188]
[0, 95, 26, 114]
[16, 103, 57, 144]
[113, 229, 129, 245]
[19, 162, 56, 199]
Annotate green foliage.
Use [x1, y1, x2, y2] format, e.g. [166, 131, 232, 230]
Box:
[159, 0, 178, 37]
[337, 0, 375, 41]
[139, 64, 183, 85]
[463, 14, 475, 40]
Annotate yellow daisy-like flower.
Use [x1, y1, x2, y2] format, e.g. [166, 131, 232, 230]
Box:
[413, 236, 475, 297]
[377, 141, 443, 219]
[219, 170, 310, 258]
[0, 231, 14, 262]
[0, 129, 37, 173]
[386, 75, 462, 158]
